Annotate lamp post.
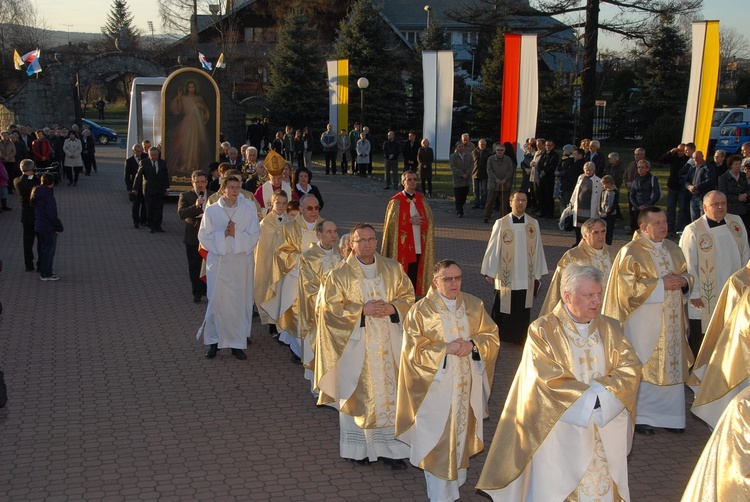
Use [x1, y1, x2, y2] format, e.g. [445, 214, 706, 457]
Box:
[147, 21, 155, 44]
[357, 77, 369, 138]
[424, 5, 431, 29]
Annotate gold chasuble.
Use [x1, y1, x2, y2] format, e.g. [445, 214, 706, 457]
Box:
[601, 232, 693, 385]
[298, 243, 343, 375]
[315, 252, 415, 425]
[261, 214, 323, 336]
[682, 387, 750, 502]
[254, 210, 289, 325]
[395, 289, 499, 480]
[476, 302, 641, 500]
[381, 192, 435, 296]
[540, 241, 613, 316]
[691, 288, 750, 428]
[689, 261, 750, 388]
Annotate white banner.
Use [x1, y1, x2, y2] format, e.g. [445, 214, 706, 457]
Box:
[422, 51, 454, 161]
[517, 35, 539, 166]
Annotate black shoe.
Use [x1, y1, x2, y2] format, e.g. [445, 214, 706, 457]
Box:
[483, 218, 489, 224]
[26, 266, 35, 272]
[383, 186, 390, 190]
[134, 223, 139, 229]
[156, 228, 165, 233]
[634, 424, 655, 435]
[246, 337, 252, 345]
[193, 295, 202, 303]
[471, 205, 480, 209]
[354, 458, 371, 466]
[232, 349, 247, 360]
[383, 458, 408, 470]
[140, 220, 148, 225]
[205, 344, 218, 358]
[290, 351, 302, 364]
[457, 213, 464, 218]
[663, 427, 685, 433]
[149, 229, 155, 233]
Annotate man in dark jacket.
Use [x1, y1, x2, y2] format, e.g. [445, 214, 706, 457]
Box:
[13, 160, 41, 272]
[536, 140, 560, 218]
[382, 131, 401, 189]
[125, 144, 148, 228]
[402, 131, 420, 173]
[472, 139, 491, 208]
[660, 144, 688, 233]
[178, 170, 212, 303]
[684, 150, 717, 221]
[134, 147, 170, 233]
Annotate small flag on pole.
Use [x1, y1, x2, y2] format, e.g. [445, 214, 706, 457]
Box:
[21, 49, 40, 63]
[13, 50, 24, 70]
[27, 57, 42, 76]
[215, 53, 226, 69]
[198, 52, 212, 71]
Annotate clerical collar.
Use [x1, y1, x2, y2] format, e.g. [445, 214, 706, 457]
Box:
[318, 242, 335, 254]
[304, 219, 316, 230]
[356, 256, 377, 268]
[511, 214, 525, 224]
[437, 291, 458, 313]
[641, 233, 663, 249]
[564, 304, 592, 327]
[706, 216, 726, 228]
[403, 191, 415, 200]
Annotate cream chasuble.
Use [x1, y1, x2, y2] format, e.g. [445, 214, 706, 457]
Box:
[682, 386, 750, 502]
[315, 253, 415, 462]
[259, 180, 292, 215]
[260, 214, 321, 340]
[679, 215, 748, 330]
[477, 302, 640, 501]
[691, 288, 750, 428]
[689, 262, 750, 389]
[541, 241, 613, 316]
[254, 210, 289, 325]
[481, 213, 547, 314]
[299, 243, 343, 384]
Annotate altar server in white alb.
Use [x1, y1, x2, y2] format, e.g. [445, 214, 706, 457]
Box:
[197, 176, 260, 360]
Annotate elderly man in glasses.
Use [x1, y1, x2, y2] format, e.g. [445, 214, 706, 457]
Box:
[261, 193, 324, 363]
[396, 259, 499, 501]
[316, 223, 415, 470]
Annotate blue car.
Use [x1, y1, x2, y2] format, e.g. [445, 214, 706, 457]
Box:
[82, 119, 118, 145]
[716, 122, 750, 155]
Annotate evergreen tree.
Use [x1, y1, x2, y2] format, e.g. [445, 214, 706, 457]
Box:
[537, 72, 573, 144]
[101, 0, 140, 51]
[266, 6, 327, 129]
[472, 27, 504, 139]
[635, 15, 690, 121]
[335, 0, 409, 138]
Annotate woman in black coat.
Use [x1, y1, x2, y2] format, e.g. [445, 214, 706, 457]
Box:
[293, 167, 324, 210]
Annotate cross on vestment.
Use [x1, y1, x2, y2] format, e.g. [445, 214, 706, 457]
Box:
[579, 349, 598, 371]
[669, 311, 678, 323]
[658, 255, 671, 270]
[670, 358, 680, 372]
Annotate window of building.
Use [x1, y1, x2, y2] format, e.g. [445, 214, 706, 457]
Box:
[245, 27, 264, 42]
[461, 32, 478, 46]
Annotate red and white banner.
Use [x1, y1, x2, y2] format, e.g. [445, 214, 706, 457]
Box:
[500, 34, 538, 166]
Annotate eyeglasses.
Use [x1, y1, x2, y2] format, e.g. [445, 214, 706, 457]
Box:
[436, 276, 462, 283]
[708, 201, 727, 207]
[495, 149, 505, 152]
[305, 205, 321, 211]
[352, 238, 377, 244]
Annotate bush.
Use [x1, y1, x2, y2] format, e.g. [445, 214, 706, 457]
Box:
[641, 115, 682, 158]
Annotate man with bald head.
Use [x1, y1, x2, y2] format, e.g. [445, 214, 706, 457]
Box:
[679, 190, 749, 357]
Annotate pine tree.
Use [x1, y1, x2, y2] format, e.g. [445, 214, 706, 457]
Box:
[101, 0, 140, 51]
[266, 6, 327, 129]
[472, 27, 504, 139]
[334, 0, 409, 137]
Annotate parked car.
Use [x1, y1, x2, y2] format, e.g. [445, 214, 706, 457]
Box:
[82, 119, 118, 145]
[716, 122, 750, 155]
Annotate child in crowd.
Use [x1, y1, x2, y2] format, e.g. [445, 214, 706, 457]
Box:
[599, 175, 619, 245]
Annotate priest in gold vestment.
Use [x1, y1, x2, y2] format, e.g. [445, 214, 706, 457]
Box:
[254, 189, 290, 329]
[690, 281, 750, 429]
[477, 264, 641, 501]
[681, 386, 750, 502]
[299, 220, 342, 389]
[540, 218, 613, 316]
[601, 207, 693, 435]
[261, 194, 324, 362]
[316, 224, 415, 468]
[396, 260, 499, 502]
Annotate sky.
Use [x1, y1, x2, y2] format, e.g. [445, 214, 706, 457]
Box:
[32, 0, 748, 53]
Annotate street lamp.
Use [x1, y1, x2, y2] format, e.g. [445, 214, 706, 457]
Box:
[357, 77, 369, 140]
[424, 5, 431, 29]
[147, 21, 155, 43]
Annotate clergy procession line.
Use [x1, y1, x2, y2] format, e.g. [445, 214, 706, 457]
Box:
[180, 133, 750, 501]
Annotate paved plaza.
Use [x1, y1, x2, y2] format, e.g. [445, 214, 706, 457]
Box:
[0, 147, 711, 501]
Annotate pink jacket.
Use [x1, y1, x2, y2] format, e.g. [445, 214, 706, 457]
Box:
[0, 161, 8, 188]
